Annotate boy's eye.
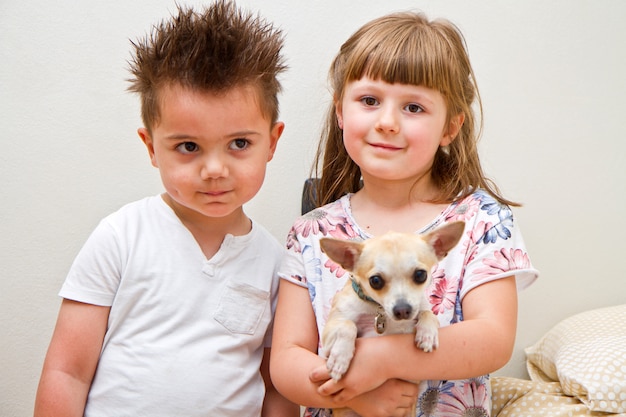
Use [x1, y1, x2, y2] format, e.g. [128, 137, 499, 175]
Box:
[361, 96, 378, 106]
[177, 142, 199, 154]
[405, 103, 424, 113]
[229, 138, 250, 150]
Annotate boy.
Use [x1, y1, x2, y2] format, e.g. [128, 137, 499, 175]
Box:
[33, 1, 297, 416]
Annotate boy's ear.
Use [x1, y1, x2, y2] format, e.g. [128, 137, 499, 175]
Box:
[267, 121, 284, 162]
[137, 127, 158, 168]
[441, 112, 465, 146]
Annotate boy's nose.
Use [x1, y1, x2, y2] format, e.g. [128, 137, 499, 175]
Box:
[200, 154, 228, 179]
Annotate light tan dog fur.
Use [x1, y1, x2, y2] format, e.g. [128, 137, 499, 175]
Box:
[319, 221, 465, 417]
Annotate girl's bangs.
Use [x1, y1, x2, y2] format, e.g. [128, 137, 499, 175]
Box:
[346, 29, 451, 92]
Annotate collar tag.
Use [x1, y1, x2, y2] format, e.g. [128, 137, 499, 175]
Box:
[375, 307, 386, 334]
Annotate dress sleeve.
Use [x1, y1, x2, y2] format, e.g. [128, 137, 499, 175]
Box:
[449, 192, 539, 300]
[277, 224, 310, 289]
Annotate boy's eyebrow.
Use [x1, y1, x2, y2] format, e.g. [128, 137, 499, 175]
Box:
[164, 133, 194, 140]
[163, 130, 262, 140]
[226, 130, 262, 138]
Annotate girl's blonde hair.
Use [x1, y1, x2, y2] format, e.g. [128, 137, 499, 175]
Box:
[312, 11, 518, 207]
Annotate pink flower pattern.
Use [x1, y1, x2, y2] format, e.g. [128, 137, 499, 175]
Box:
[437, 380, 490, 417]
[429, 268, 457, 315]
[324, 258, 348, 279]
[475, 248, 531, 277]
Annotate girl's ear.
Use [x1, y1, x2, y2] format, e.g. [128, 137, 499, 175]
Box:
[337, 113, 344, 130]
[335, 99, 344, 129]
[442, 112, 465, 146]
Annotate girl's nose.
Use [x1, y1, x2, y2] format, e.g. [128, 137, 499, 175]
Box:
[200, 153, 228, 179]
[375, 106, 399, 133]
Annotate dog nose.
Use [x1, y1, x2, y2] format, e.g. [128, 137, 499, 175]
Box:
[392, 302, 413, 320]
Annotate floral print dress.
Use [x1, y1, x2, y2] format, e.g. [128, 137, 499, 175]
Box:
[278, 189, 538, 417]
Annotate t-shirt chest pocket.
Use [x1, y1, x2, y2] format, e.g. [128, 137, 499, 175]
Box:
[213, 281, 269, 334]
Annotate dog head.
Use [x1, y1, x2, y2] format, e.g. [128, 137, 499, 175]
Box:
[320, 221, 465, 322]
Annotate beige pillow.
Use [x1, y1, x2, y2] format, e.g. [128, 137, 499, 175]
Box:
[525, 304, 626, 413]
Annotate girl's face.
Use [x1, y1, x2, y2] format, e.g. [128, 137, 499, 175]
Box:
[337, 76, 461, 188]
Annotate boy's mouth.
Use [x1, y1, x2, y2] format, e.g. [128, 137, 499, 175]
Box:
[201, 190, 230, 197]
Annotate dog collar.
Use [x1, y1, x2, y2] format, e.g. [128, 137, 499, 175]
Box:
[350, 277, 376, 304]
[350, 276, 386, 334]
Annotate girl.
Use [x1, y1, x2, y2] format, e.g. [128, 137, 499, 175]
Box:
[271, 11, 538, 417]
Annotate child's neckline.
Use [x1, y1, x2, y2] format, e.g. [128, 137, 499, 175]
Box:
[342, 193, 455, 237]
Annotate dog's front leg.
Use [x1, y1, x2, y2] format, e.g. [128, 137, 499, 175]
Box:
[414, 310, 439, 352]
[321, 314, 358, 381]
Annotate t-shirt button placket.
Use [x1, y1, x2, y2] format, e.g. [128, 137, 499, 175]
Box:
[202, 262, 216, 277]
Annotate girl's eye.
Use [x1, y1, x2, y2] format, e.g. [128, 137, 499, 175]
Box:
[361, 96, 378, 106]
[229, 138, 250, 150]
[405, 103, 424, 113]
[177, 142, 199, 154]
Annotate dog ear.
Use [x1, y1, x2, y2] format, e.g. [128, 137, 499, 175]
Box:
[424, 221, 465, 260]
[319, 238, 363, 271]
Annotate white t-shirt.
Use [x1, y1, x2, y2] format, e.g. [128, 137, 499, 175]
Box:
[60, 195, 284, 417]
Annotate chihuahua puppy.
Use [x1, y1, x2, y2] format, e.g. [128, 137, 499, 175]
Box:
[320, 221, 465, 386]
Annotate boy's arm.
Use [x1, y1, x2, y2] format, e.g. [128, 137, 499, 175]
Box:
[34, 299, 109, 417]
[261, 348, 300, 417]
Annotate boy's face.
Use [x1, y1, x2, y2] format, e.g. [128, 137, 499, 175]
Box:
[139, 83, 283, 225]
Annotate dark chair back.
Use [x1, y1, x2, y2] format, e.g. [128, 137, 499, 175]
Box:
[301, 178, 319, 215]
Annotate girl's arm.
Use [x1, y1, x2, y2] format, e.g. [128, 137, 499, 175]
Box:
[34, 299, 109, 417]
[315, 276, 518, 402]
[270, 280, 419, 416]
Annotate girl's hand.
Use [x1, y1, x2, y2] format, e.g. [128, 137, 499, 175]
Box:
[348, 379, 419, 417]
[311, 337, 394, 402]
[310, 367, 418, 417]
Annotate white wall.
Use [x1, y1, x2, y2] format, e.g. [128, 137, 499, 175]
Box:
[2, 1, 625, 415]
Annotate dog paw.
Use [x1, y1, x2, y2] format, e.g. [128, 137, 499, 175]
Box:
[415, 326, 438, 352]
[324, 339, 356, 381]
[414, 311, 439, 352]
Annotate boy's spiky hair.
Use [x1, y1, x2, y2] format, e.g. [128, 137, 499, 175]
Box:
[127, 0, 286, 130]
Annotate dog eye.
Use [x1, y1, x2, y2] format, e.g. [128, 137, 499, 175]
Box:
[413, 269, 428, 284]
[369, 275, 385, 290]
